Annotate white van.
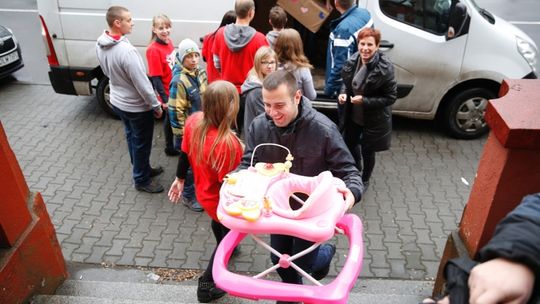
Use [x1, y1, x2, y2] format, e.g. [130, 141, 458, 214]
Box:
[38, 0, 537, 139]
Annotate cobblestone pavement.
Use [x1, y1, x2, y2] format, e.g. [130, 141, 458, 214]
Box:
[0, 81, 487, 281]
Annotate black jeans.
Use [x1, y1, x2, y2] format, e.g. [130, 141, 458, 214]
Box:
[200, 220, 230, 282]
[343, 121, 376, 182]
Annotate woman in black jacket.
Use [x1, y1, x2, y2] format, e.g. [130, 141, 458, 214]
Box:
[338, 28, 397, 187]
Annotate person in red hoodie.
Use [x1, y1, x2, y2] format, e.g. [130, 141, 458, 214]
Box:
[212, 0, 268, 93]
[201, 10, 236, 84]
[212, 0, 268, 135]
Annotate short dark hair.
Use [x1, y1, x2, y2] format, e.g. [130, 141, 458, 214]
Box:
[357, 28, 381, 45]
[106, 6, 129, 27]
[235, 0, 255, 19]
[263, 70, 298, 99]
[220, 10, 237, 27]
[269, 6, 287, 29]
[336, 0, 354, 10]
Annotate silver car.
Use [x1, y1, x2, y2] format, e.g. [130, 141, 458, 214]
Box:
[0, 25, 24, 79]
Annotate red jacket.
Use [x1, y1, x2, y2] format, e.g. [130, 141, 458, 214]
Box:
[146, 39, 175, 101]
[212, 26, 268, 92]
[182, 112, 243, 221]
[202, 32, 220, 83]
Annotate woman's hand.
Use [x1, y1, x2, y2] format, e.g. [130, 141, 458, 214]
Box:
[338, 94, 347, 104]
[350, 95, 363, 105]
[168, 178, 185, 203]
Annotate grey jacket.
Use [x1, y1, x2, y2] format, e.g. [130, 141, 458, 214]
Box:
[96, 32, 159, 113]
[241, 77, 264, 135]
[239, 97, 363, 202]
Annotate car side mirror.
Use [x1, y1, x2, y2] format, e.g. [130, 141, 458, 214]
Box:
[447, 2, 467, 39]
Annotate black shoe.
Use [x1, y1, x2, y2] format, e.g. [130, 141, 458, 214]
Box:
[311, 244, 336, 280]
[182, 197, 204, 212]
[135, 180, 164, 193]
[276, 301, 301, 304]
[197, 277, 226, 303]
[164, 147, 180, 156]
[150, 166, 164, 177]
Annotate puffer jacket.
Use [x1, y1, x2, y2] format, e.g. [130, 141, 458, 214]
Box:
[340, 51, 397, 152]
[239, 98, 363, 202]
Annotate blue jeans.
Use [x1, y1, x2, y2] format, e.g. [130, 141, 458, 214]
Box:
[173, 135, 196, 200]
[113, 106, 154, 187]
[270, 235, 332, 284]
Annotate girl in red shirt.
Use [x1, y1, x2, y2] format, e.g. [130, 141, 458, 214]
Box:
[168, 80, 243, 303]
[146, 14, 177, 156]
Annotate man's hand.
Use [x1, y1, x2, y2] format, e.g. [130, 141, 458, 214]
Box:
[337, 186, 355, 210]
[468, 258, 534, 304]
[153, 106, 163, 119]
[168, 178, 185, 203]
[338, 94, 347, 105]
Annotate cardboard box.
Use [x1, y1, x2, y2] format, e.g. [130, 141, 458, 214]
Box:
[277, 0, 333, 33]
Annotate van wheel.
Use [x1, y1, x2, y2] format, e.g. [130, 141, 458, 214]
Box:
[96, 76, 118, 118]
[442, 88, 495, 139]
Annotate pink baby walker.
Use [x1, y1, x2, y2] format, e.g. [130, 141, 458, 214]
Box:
[213, 143, 364, 304]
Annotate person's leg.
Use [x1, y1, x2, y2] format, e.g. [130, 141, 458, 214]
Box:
[113, 106, 135, 165]
[361, 148, 376, 184]
[270, 234, 302, 284]
[129, 110, 154, 187]
[343, 122, 363, 172]
[163, 108, 177, 155]
[198, 220, 227, 303]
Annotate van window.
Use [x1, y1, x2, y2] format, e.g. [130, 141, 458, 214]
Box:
[380, 0, 453, 35]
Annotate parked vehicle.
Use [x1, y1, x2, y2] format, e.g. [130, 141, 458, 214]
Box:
[37, 0, 537, 139]
[0, 25, 24, 79]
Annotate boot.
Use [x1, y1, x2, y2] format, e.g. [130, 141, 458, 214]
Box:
[197, 277, 226, 303]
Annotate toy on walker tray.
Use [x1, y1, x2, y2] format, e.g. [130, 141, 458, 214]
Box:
[213, 143, 364, 304]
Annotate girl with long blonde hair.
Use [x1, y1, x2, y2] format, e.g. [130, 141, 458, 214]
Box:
[241, 46, 277, 134]
[168, 80, 242, 303]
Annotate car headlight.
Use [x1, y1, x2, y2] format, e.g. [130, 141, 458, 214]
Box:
[516, 35, 537, 72]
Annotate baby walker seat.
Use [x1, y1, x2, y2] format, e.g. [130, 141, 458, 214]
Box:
[213, 143, 364, 304]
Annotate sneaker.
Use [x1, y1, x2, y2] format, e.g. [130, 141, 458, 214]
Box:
[164, 147, 180, 156]
[135, 179, 164, 193]
[150, 166, 164, 177]
[182, 196, 203, 212]
[311, 244, 336, 280]
[197, 277, 226, 303]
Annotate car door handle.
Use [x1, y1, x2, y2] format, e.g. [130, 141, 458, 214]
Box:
[380, 40, 394, 49]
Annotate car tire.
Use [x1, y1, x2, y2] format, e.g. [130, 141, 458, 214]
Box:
[441, 87, 495, 139]
[96, 76, 118, 118]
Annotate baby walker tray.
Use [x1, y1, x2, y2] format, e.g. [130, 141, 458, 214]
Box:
[213, 143, 364, 304]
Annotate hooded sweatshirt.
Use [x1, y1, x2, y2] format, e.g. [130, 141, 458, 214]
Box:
[240, 75, 264, 133]
[265, 30, 280, 49]
[96, 32, 160, 112]
[212, 24, 268, 92]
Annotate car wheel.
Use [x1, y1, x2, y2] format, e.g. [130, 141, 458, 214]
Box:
[441, 87, 495, 139]
[96, 76, 118, 118]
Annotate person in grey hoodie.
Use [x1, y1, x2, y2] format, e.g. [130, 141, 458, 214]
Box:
[212, 0, 269, 134]
[96, 6, 164, 193]
[266, 6, 287, 49]
[241, 46, 277, 136]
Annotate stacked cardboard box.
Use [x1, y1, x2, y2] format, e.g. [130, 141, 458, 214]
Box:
[277, 0, 333, 33]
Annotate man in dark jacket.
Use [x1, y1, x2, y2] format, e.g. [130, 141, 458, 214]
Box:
[239, 70, 363, 295]
[425, 193, 540, 304]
